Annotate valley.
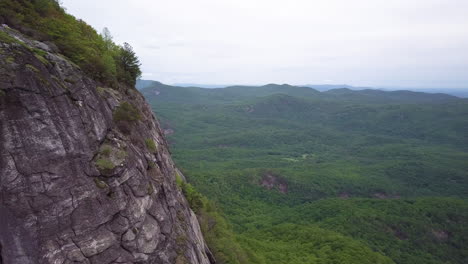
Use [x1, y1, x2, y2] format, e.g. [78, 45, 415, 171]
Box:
[140, 81, 468, 264]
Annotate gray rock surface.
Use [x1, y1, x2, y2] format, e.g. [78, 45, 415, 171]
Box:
[0, 25, 214, 264]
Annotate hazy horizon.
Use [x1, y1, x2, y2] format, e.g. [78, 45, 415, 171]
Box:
[142, 79, 468, 91]
[136, 79, 468, 98]
[62, 0, 468, 89]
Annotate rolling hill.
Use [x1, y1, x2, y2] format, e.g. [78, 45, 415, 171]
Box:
[141, 80, 468, 264]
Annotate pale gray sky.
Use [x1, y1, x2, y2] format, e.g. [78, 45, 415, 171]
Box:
[61, 0, 468, 88]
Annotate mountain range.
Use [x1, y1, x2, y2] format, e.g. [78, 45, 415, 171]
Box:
[137, 80, 468, 264]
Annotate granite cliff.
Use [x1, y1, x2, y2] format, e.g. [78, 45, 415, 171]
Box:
[0, 25, 214, 264]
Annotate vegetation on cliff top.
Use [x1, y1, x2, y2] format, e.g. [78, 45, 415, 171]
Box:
[0, 0, 141, 86]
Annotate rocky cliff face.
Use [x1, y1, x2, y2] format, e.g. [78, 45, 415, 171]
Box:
[0, 25, 214, 264]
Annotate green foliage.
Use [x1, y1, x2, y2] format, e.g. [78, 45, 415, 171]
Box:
[0, 29, 17, 43]
[175, 171, 204, 212]
[95, 144, 127, 173]
[96, 86, 106, 95]
[291, 198, 468, 264]
[95, 158, 115, 171]
[181, 181, 204, 213]
[0, 0, 141, 87]
[100, 145, 112, 157]
[117, 42, 141, 86]
[198, 201, 263, 264]
[175, 171, 183, 187]
[239, 223, 394, 264]
[145, 138, 158, 152]
[143, 82, 468, 264]
[0, 89, 5, 97]
[32, 47, 47, 56]
[175, 171, 262, 263]
[5, 56, 15, 64]
[25, 64, 39, 72]
[113, 102, 141, 122]
[116, 150, 127, 159]
[34, 53, 49, 65]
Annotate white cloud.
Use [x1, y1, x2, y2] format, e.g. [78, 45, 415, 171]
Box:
[61, 0, 468, 88]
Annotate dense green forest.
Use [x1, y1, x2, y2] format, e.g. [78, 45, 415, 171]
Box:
[140, 81, 468, 264]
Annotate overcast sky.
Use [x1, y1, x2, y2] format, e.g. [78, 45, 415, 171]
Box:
[61, 0, 468, 88]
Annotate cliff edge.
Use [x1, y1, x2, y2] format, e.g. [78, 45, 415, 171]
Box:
[0, 25, 214, 264]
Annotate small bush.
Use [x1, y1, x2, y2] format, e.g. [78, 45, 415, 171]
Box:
[145, 138, 157, 152]
[113, 102, 141, 122]
[95, 158, 115, 171]
[100, 145, 112, 156]
[182, 183, 205, 213]
[175, 171, 204, 213]
[0, 89, 5, 97]
[96, 86, 106, 95]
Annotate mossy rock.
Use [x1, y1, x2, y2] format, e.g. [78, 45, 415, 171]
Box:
[94, 178, 108, 189]
[96, 86, 106, 95]
[94, 143, 128, 175]
[52, 76, 67, 90]
[34, 53, 49, 65]
[116, 150, 127, 159]
[175, 255, 188, 264]
[26, 64, 40, 73]
[148, 161, 157, 169]
[147, 183, 155, 195]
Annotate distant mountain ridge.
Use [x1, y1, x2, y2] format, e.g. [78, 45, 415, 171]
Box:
[302, 84, 372, 91]
[137, 80, 468, 98]
[137, 80, 460, 105]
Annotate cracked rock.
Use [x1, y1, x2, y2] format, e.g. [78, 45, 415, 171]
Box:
[0, 25, 213, 264]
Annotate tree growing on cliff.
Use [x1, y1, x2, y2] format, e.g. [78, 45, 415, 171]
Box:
[117, 42, 141, 86]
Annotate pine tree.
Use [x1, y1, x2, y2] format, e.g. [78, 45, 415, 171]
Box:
[117, 42, 141, 86]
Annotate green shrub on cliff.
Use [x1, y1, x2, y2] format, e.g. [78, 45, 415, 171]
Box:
[95, 158, 115, 171]
[113, 102, 141, 122]
[0, 0, 141, 87]
[0, 29, 17, 43]
[145, 138, 158, 152]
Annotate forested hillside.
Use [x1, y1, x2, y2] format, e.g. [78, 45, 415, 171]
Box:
[141, 80, 468, 264]
[0, 0, 141, 86]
